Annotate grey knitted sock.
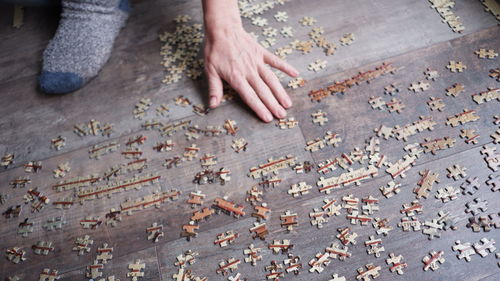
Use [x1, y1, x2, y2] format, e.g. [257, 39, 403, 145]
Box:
[39, 0, 129, 94]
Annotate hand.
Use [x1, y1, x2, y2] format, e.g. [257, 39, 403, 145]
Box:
[202, 0, 299, 122]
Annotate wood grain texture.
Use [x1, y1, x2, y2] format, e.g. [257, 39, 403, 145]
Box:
[0, 0, 498, 166]
[0, 0, 499, 280]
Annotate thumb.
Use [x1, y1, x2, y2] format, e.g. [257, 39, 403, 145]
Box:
[207, 72, 223, 108]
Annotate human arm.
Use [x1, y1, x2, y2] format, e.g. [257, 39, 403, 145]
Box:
[202, 0, 299, 122]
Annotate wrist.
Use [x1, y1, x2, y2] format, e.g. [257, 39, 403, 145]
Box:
[202, 0, 243, 38]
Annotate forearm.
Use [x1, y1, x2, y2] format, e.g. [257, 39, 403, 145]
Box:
[202, 0, 243, 38]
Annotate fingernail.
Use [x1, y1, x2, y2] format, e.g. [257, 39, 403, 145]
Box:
[264, 112, 273, 122]
[292, 70, 299, 77]
[278, 107, 287, 118]
[209, 96, 217, 108]
[284, 97, 292, 108]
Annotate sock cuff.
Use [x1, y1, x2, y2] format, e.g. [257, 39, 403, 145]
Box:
[62, 1, 116, 14]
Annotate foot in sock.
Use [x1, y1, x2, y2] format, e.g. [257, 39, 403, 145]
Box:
[39, 0, 129, 94]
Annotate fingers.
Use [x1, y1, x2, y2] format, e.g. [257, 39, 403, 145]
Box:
[230, 78, 274, 122]
[263, 50, 299, 78]
[259, 66, 292, 109]
[248, 75, 287, 120]
[206, 68, 224, 108]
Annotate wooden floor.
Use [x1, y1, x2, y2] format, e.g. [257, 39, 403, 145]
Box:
[0, 0, 499, 280]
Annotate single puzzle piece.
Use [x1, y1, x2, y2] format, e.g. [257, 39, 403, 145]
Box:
[369, 96, 386, 110]
[310, 208, 328, 228]
[424, 68, 440, 80]
[277, 117, 299, 129]
[452, 240, 476, 262]
[400, 200, 423, 217]
[10, 176, 31, 188]
[447, 60, 467, 72]
[214, 231, 239, 247]
[475, 48, 498, 59]
[18, 218, 33, 237]
[340, 33, 355, 45]
[299, 16, 316, 26]
[51, 136, 66, 150]
[80, 216, 102, 229]
[73, 235, 93, 255]
[337, 227, 357, 245]
[364, 236, 385, 257]
[1, 153, 14, 167]
[6, 247, 26, 263]
[398, 217, 421, 232]
[465, 198, 488, 215]
[386, 98, 405, 113]
[486, 174, 499, 192]
[96, 243, 113, 264]
[326, 242, 351, 261]
[312, 110, 328, 126]
[322, 198, 342, 217]
[174, 250, 198, 268]
[422, 219, 443, 240]
[288, 77, 306, 89]
[146, 223, 164, 243]
[384, 83, 399, 95]
[231, 138, 248, 153]
[86, 260, 104, 279]
[460, 129, 480, 144]
[461, 177, 480, 195]
[288, 182, 312, 197]
[379, 181, 401, 198]
[268, 239, 293, 254]
[32, 241, 54, 255]
[346, 210, 372, 226]
[216, 257, 241, 276]
[408, 81, 430, 92]
[249, 221, 268, 240]
[283, 254, 302, 275]
[385, 154, 416, 178]
[127, 259, 146, 280]
[427, 97, 445, 111]
[414, 170, 439, 199]
[24, 161, 42, 173]
[53, 162, 70, 178]
[39, 268, 60, 281]
[356, 263, 381, 281]
[274, 11, 288, 22]
[372, 217, 393, 236]
[492, 129, 500, 144]
[280, 210, 298, 231]
[308, 252, 331, 273]
[243, 244, 262, 266]
[447, 165, 467, 180]
[265, 260, 284, 280]
[435, 186, 460, 202]
[473, 238, 496, 257]
[435, 210, 458, 230]
[329, 274, 347, 281]
[481, 144, 500, 171]
[446, 83, 464, 97]
[386, 253, 407, 274]
[43, 216, 66, 231]
[490, 68, 500, 82]
[422, 250, 445, 271]
[308, 59, 327, 72]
